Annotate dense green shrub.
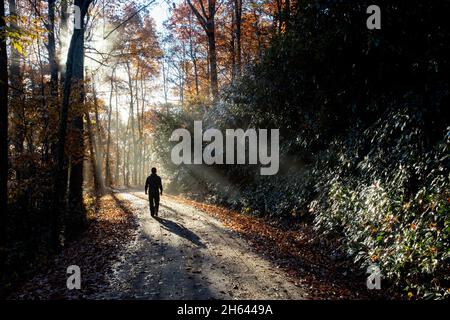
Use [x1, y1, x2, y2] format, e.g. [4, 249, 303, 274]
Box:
[310, 107, 449, 298]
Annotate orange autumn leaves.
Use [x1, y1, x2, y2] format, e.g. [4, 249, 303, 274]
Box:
[165, 0, 285, 106]
[169, 194, 376, 299]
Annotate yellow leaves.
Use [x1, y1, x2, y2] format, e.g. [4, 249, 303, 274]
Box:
[2, 15, 46, 57]
[82, 115, 96, 126]
[12, 41, 23, 55]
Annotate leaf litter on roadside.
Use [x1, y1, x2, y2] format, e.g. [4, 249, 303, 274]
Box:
[8, 193, 138, 300]
[169, 194, 390, 300]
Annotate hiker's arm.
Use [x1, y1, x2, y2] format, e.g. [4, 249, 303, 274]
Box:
[159, 178, 163, 195]
[145, 178, 148, 194]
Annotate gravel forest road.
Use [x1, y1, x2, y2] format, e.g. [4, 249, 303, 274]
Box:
[90, 190, 307, 300]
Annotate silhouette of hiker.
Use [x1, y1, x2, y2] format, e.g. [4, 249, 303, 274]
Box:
[145, 167, 163, 217]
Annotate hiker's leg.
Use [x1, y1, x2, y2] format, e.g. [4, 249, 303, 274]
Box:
[154, 194, 160, 216]
[149, 194, 155, 216]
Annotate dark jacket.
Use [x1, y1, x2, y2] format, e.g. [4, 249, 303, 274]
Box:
[145, 174, 163, 195]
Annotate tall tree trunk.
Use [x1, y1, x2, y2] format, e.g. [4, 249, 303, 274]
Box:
[191, 49, 199, 96]
[85, 112, 101, 194]
[37, 38, 50, 162]
[67, 0, 91, 235]
[188, 12, 199, 96]
[187, 0, 219, 100]
[47, 0, 58, 96]
[136, 74, 144, 186]
[0, 0, 9, 246]
[206, 23, 218, 99]
[91, 81, 105, 191]
[284, 0, 291, 30]
[125, 149, 129, 187]
[230, 9, 236, 83]
[53, 0, 93, 249]
[105, 69, 115, 187]
[59, 0, 69, 85]
[123, 117, 130, 187]
[125, 61, 137, 186]
[141, 142, 146, 184]
[276, 0, 282, 33]
[234, 0, 242, 77]
[134, 69, 141, 185]
[45, 0, 58, 162]
[162, 59, 169, 104]
[139, 75, 146, 185]
[114, 83, 120, 185]
[8, 0, 24, 179]
[252, 4, 263, 61]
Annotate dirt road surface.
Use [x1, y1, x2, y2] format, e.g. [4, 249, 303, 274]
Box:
[89, 191, 307, 300]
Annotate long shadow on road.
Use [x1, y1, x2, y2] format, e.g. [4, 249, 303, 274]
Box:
[154, 216, 207, 249]
[106, 191, 214, 299]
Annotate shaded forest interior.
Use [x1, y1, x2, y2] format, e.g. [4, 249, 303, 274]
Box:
[0, 0, 449, 299]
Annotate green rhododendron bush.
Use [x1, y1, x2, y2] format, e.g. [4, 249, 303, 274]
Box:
[309, 108, 449, 298]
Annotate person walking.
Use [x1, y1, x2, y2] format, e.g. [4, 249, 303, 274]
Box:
[145, 167, 163, 217]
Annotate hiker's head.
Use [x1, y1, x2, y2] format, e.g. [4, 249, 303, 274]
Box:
[151, 167, 157, 174]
